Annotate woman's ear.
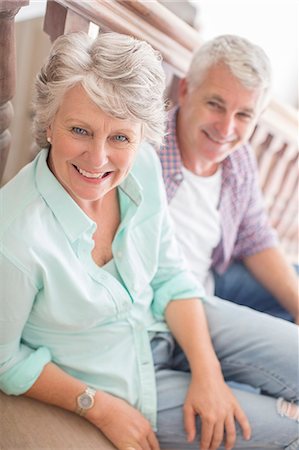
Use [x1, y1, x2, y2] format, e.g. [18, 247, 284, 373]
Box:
[46, 125, 52, 144]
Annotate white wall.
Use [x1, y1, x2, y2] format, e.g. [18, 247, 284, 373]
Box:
[17, 0, 298, 107]
[16, 0, 46, 22]
[192, 0, 298, 107]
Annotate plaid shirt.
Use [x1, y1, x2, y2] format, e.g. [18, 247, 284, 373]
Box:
[159, 108, 277, 274]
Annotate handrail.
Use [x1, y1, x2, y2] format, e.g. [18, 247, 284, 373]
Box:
[115, 0, 202, 51]
[51, 0, 298, 145]
[53, 0, 195, 76]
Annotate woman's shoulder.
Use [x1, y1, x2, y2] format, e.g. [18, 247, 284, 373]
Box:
[0, 158, 41, 236]
[131, 141, 168, 213]
[132, 141, 163, 184]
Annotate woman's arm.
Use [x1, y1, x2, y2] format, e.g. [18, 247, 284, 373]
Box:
[1, 254, 159, 450]
[165, 298, 251, 450]
[25, 362, 160, 450]
[0, 254, 50, 395]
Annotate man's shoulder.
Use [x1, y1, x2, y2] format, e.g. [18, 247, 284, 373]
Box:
[226, 143, 257, 175]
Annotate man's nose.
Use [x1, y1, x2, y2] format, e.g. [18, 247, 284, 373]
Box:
[215, 114, 236, 139]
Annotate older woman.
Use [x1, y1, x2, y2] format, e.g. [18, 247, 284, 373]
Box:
[0, 32, 298, 450]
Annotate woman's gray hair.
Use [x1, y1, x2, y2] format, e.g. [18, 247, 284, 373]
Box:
[187, 34, 272, 110]
[33, 31, 166, 148]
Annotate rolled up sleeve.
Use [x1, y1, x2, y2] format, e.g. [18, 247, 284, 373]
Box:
[0, 254, 51, 395]
[150, 204, 205, 321]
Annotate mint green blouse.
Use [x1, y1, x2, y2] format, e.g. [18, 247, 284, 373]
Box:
[0, 144, 204, 428]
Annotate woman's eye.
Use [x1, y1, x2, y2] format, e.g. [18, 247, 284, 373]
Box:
[72, 127, 88, 135]
[113, 134, 129, 143]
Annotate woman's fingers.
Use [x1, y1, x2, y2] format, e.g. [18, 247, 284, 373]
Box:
[136, 440, 151, 450]
[147, 430, 161, 450]
[125, 428, 160, 450]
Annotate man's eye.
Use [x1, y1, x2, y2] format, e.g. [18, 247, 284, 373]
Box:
[207, 101, 221, 110]
[113, 134, 128, 142]
[238, 112, 253, 121]
[72, 127, 88, 135]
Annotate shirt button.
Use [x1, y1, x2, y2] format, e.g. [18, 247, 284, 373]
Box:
[173, 172, 183, 182]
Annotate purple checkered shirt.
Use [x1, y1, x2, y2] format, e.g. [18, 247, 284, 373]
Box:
[158, 107, 277, 274]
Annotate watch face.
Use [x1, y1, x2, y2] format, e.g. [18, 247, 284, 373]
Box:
[80, 393, 93, 409]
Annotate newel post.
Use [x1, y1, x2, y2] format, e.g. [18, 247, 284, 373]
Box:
[0, 0, 29, 182]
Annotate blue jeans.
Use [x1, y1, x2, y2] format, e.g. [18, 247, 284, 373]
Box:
[214, 262, 299, 322]
[153, 297, 299, 450]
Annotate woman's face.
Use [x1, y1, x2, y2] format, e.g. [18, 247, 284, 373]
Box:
[47, 84, 142, 209]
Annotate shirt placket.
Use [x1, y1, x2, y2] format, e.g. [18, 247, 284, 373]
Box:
[129, 317, 158, 429]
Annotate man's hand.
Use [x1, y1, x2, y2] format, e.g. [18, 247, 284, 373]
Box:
[183, 375, 251, 450]
[165, 298, 251, 450]
[87, 391, 160, 450]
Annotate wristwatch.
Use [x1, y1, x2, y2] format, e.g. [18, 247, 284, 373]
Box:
[76, 386, 97, 416]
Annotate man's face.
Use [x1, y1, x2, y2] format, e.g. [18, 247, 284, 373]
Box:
[177, 62, 264, 175]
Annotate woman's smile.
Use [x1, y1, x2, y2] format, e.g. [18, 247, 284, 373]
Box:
[47, 84, 142, 210]
[72, 163, 113, 182]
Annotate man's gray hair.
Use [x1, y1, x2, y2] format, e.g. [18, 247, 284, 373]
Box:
[187, 34, 272, 110]
[33, 31, 166, 148]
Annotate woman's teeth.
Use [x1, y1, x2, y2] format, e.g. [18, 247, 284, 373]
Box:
[75, 166, 108, 179]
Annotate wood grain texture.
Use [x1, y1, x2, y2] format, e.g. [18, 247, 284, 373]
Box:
[0, 1, 29, 181]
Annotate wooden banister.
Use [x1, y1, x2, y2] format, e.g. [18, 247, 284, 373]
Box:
[0, 2, 298, 448]
[46, 0, 194, 76]
[44, 0, 90, 43]
[0, 0, 29, 182]
[2, 0, 297, 260]
[115, 0, 202, 51]
[250, 103, 298, 262]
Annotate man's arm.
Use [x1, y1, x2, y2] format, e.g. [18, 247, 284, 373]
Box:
[165, 298, 251, 450]
[244, 247, 299, 324]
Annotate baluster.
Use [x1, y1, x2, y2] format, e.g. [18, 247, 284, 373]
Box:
[0, 0, 29, 183]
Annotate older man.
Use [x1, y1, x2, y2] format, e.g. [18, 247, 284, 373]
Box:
[159, 34, 298, 323]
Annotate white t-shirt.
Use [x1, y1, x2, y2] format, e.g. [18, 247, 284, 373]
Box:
[169, 166, 222, 294]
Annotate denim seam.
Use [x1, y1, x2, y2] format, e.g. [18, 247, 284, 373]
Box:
[286, 437, 299, 450]
[221, 357, 298, 400]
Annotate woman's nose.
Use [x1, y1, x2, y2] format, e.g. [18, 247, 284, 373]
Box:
[88, 139, 109, 167]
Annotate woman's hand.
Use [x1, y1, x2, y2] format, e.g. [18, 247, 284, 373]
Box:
[183, 374, 251, 450]
[87, 391, 160, 450]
